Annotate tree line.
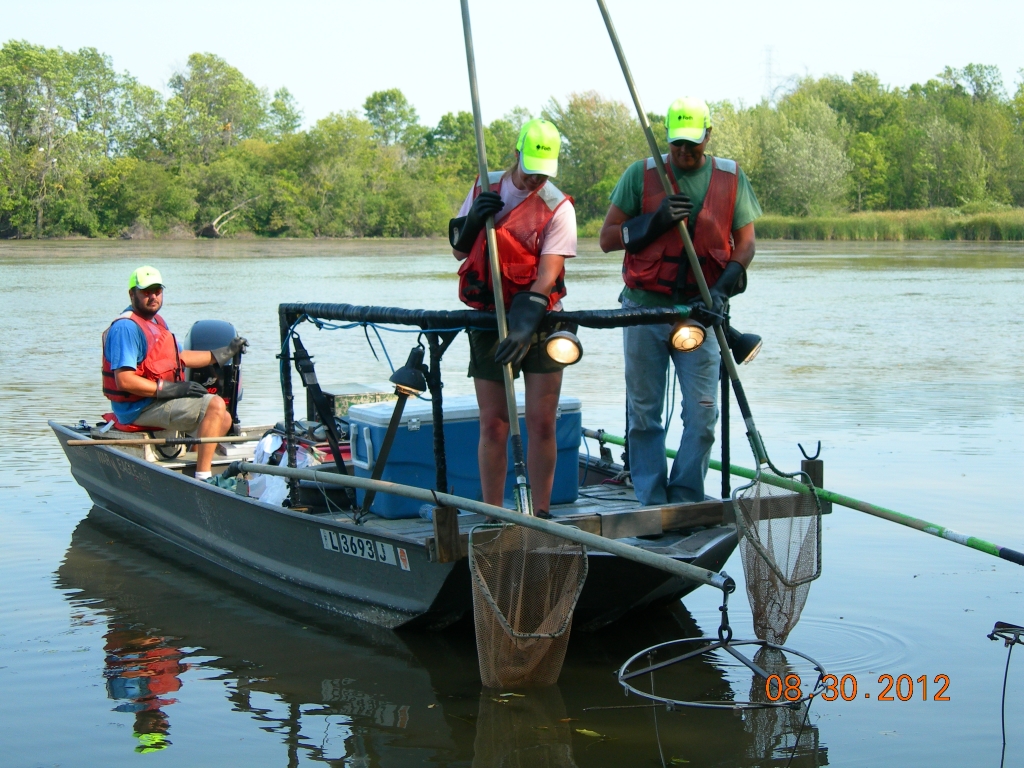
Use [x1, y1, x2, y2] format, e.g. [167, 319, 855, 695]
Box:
[2, 40, 1022, 239]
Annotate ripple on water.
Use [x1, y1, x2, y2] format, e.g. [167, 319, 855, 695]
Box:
[785, 616, 914, 674]
[689, 616, 914, 690]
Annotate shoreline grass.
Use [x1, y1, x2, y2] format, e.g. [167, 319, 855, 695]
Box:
[756, 208, 1024, 241]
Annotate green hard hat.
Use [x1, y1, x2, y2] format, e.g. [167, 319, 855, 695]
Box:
[515, 118, 560, 177]
[666, 97, 711, 144]
[128, 266, 164, 290]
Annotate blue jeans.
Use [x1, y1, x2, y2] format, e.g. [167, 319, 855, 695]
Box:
[622, 298, 721, 505]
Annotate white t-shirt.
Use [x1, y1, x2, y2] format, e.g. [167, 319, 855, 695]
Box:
[456, 174, 577, 259]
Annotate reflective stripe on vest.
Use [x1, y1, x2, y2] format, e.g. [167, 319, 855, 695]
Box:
[458, 175, 572, 311]
[101, 311, 183, 403]
[622, 155, 739, 297]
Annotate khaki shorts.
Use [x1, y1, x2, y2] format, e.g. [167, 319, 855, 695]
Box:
[134, 394, 215, 433]
[467, 323, 574, 381]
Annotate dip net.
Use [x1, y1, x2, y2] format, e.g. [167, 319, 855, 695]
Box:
[735, 466, 821, 644]
[470, 525, 588, 689]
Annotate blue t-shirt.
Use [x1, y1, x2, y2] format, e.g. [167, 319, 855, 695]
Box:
[103, 312, 180, 423]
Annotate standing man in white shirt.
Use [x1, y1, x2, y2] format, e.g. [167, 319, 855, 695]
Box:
[449, 118, 577, 518]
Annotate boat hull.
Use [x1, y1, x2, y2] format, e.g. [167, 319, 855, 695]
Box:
[52, 422, 736, 631]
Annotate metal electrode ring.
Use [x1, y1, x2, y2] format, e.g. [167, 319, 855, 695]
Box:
[618, 583, 826, 711]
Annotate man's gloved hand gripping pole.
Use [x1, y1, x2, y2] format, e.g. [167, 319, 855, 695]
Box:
[688, 261, 747, 326]
[449, 192, 505, 253]
[494, 291, 549, 367]
[621, 193, 693, 253]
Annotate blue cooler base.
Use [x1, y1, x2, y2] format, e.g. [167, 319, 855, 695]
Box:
[347, 395, 581, 519]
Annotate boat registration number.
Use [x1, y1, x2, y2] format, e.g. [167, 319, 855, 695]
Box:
[320, 529, 410, 570]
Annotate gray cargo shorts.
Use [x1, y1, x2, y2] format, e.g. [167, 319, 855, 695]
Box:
[133, 394, 215, 433]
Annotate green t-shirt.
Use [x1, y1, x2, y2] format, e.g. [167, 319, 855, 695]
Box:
[610, 155, 762, 307]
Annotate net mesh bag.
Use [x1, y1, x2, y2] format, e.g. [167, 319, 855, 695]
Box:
[470, 525, 588, 689]
[735, 468, 821, 644]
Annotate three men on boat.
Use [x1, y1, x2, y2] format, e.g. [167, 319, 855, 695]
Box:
[599, 98, 762, 504]
[101, 266, 247, 480]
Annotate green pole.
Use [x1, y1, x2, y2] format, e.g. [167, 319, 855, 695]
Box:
[582, 430, 1024, 567]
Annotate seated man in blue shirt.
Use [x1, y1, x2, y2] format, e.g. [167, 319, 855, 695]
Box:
[102, 266, 246, 480]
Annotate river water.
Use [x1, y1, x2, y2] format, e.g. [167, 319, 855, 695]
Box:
[1, 239, 1022, 767]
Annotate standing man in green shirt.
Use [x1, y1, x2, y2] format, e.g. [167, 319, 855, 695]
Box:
[599, 97, 762, 505]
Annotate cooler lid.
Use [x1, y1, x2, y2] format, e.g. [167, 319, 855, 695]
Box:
[347, 393, 581, 428]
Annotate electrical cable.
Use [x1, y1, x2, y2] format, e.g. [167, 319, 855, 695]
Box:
[784, 695, 816, 768]
[1000, 643, 1015, 768]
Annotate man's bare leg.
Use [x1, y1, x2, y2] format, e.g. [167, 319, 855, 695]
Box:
[195, 396, 232, 474]
[475, 378, 511, 507]
[524, 370, 562, 513]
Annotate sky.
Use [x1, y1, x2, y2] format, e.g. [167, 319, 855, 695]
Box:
[5, 0, 1024, 128]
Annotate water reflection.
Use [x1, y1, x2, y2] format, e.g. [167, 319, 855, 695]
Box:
[57, 513, 461, 764]
[55, 511, 835, 766]
[744, 648, 826, 766]
[103, 626, 190, 753]
[472, 686, 576, 768]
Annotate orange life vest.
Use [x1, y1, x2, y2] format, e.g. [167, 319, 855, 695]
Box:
[457, 171, 573, 311]
[101, 311, 183, 403]
[622, 155, 739, 298]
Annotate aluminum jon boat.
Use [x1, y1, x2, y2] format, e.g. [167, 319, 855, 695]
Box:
[52, 301, 738, 631]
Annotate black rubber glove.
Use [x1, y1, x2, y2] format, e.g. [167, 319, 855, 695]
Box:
[155, 380, 209, 399]
[211, 336, 248, 366]
[449, 191, 504, 252]
[688, 261, 747, 327]
[494, 291, 549, 367]
[621, 193, 693, 253]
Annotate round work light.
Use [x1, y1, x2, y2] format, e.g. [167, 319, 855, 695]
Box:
[669, 320, 706, 352]
[726, 326, 763, 364]
[389, 345, 428, 395]
[545, 331, 583, 365]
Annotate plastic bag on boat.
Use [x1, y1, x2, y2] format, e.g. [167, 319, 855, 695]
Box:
[249, 433, 318, 505]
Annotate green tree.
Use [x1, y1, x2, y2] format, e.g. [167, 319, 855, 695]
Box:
[847, 132, 888, 210]
[542, 91, 647, 223]
[921, 115, 987, 206]
[269, 87, 302, 139]
[91, 156, 196, 235]
[165, 52, 268, 163]
[941, 64, 1005, 103]
[363, 88, 419, 146]
[0, 41, 96, 236]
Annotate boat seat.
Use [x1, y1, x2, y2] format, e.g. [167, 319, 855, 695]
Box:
[101, 412, 154, 434]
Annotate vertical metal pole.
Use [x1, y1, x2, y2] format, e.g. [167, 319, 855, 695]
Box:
[459, 0, 533, 515]
[359, 392, 410, 514]
[720, 354, 731, 499]
[595, 0, 767, 467]
[278, 309, 299, 502]
[426, 334, 450, 494]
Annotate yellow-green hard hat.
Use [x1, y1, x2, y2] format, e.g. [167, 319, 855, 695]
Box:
[515, 119, 560, 177]
[128, 266, 164, 290]
[666, 97, 711, 144]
